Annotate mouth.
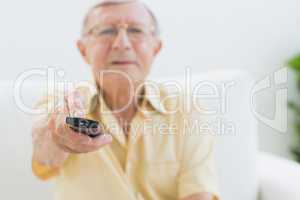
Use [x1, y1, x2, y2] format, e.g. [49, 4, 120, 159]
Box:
[111, 61, 137, 66]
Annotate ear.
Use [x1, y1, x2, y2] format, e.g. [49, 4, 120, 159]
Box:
[77, 39, 90, 64]
[153, 39, 162, 56]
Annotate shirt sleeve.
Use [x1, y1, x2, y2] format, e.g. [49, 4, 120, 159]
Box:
[32, 159, 60, 181]
[178, 109, 220, 200]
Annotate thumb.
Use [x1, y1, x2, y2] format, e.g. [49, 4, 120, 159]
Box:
[66, 90, 86, 117]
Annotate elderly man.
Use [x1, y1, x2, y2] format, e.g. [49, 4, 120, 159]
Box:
[31, 1, 219, 200]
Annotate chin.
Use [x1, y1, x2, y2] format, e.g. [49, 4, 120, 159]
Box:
[100, 70, 144, 86]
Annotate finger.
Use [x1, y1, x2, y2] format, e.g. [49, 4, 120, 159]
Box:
[67, 91, 85, 117]
[65, 133, 112, 151]
[51, 119, 70, 146]
[86, 134, 113, 147]
[63, 124, 93, 144]
[54, 131, 90, 153]
[56, 142, 82, 153]
[54, 115, 112, 152]
[52, 116, 91, 148]
[72, 136, 112, 153]
[73, 91, 85, 110]
[57, 137, 99, 154]
[59, 143, 95, 154]
[64, 93, 71, 116]
[56, 131, 112, 153]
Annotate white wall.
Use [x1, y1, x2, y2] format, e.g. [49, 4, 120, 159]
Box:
[1, 0, 300, 159]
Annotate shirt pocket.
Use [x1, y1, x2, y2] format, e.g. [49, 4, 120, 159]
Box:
[144, 161, 180, 198]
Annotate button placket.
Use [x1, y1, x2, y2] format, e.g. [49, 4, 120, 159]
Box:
[125, 129, 134, 174]
[125, 111, 142, 174]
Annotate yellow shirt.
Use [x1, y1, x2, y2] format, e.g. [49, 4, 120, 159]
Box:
[32, 81, 219, 200]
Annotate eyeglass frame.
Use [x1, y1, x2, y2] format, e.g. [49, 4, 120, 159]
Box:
[82, 23, 157, 42]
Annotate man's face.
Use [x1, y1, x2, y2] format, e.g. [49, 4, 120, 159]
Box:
[78, 2, 161, 86]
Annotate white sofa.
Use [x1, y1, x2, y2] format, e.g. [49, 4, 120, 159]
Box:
[0, 69, 299, 200]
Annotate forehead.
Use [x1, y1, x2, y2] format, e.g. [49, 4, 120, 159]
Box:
[86, 2, 153, 27]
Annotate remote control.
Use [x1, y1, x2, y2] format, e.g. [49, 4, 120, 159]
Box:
[66, 117, 102, 138]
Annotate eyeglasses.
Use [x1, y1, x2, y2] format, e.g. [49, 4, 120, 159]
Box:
[83, 24, 156, 42]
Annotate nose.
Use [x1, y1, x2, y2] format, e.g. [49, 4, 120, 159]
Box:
[112, 28, 132, 51]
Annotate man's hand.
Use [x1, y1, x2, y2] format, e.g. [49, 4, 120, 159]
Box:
[49, 90, 112, 154]
[32, 89, 112, 169]
[181, 192, 215, 200]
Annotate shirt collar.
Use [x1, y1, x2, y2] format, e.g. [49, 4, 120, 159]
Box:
[81, 78, 168, 116]
[77, 79, 168, 148]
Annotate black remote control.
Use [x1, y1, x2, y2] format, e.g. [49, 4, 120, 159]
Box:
[66, 117, 102, 138]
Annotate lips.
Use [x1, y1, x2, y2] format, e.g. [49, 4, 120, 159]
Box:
[111, 61, 137, 65]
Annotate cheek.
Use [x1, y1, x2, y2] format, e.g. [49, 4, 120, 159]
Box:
[88, 43, 110, 70]
[134, 43, 155, 70]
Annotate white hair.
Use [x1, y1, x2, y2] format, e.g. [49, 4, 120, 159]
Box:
[81, 0, 160, 36]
